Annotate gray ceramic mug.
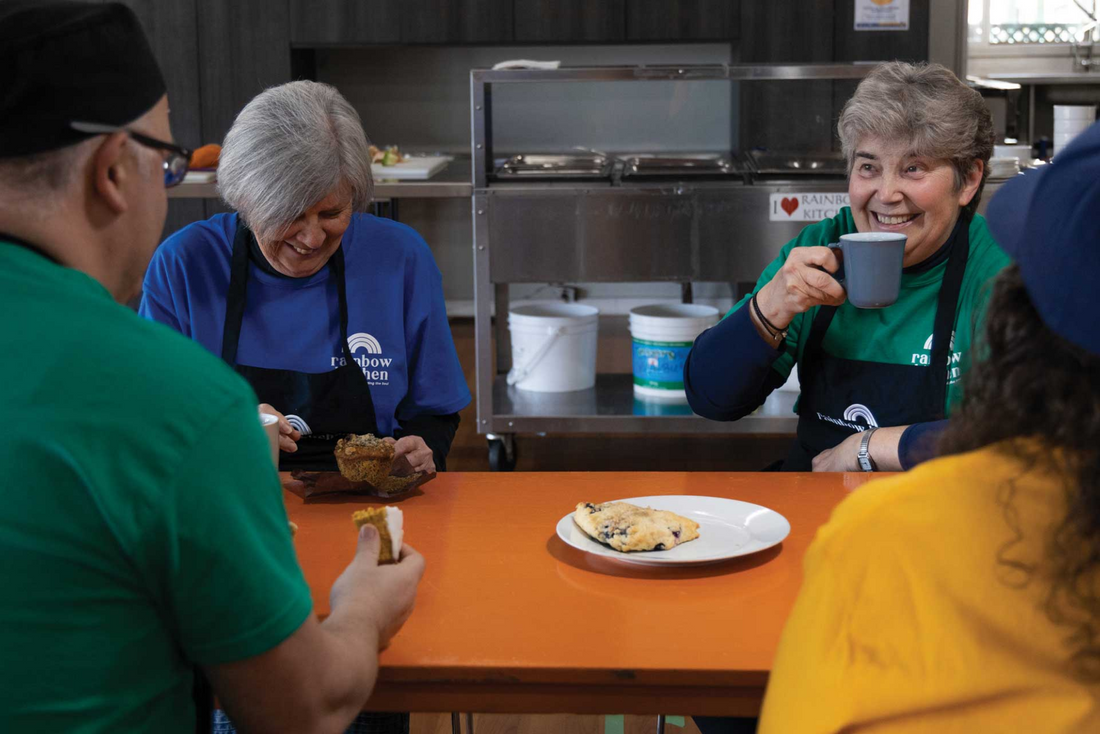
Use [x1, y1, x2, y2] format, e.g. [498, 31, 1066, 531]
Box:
[828, 232, 907, 309]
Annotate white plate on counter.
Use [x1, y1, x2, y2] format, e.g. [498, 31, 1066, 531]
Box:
[555, 495, 790, 567]
[371, 155, 453, 180]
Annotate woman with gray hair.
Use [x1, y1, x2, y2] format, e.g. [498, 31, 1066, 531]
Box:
[684, 61, 1010, 474]
[141, 80, 470, 480]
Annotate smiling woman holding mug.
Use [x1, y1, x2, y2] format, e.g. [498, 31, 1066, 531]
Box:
[684, 61, 1011, 472]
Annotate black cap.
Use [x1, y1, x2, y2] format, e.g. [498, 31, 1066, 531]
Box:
[987, 121, 1100, 357]
[0, 1, 166, 158]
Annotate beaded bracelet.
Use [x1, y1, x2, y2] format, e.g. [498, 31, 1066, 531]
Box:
[752, 293, 788, 343]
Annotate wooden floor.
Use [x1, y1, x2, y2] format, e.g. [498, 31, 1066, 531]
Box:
[411, 712, 704, 734]
[445, 317, 791, 473]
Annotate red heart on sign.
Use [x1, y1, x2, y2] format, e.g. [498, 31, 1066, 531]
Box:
[780, 197, 799, 216]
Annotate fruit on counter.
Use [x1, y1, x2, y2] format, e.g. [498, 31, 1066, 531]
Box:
[189, 143, 221, 169]
[368, 144, 405, 166]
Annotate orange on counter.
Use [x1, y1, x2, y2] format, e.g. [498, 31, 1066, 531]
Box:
[189, 143, 220, 169]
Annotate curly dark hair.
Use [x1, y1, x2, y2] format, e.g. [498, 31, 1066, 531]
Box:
[940, 264, 1100, 679]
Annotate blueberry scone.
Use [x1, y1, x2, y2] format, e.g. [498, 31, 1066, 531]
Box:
[573, 501, 700, 552]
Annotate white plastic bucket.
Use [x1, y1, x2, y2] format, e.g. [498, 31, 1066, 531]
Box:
[507, 303, 599, 392]
[629, 303, 719, 401]
[1053, 106, 1096, 156]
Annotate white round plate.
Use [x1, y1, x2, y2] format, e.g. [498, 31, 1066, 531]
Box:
[555, 495, 791, 566]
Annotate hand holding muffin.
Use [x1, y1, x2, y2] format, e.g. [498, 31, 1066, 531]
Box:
[384, 435, 435, 475]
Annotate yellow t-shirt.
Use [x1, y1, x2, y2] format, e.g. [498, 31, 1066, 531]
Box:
[759, 444, 1100, 733]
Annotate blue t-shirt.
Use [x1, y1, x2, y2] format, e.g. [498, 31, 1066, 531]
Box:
[140, 213, 470, 436]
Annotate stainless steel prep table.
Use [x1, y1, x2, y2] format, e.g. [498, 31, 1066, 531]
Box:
[470, 64, 876, 470]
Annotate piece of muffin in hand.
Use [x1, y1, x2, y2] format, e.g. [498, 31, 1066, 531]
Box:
[573, 501, 700, 552]
[351, 507, 404, 564]
[335, 433, 395, 485]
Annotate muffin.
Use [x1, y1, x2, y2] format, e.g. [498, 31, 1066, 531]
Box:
[334, 433, 395, 485]
[376, 473, 422, 496]
[351, 507, 404, 564]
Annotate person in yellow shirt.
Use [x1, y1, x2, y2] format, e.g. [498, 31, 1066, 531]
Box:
[759, 120, 1100, 733]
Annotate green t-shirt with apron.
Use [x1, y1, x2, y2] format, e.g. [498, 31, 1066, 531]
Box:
[0, 242, 313, 733]
[731, 207, 1011, 414]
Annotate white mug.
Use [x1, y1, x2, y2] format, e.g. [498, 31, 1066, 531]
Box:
[259, 412, 280, 469]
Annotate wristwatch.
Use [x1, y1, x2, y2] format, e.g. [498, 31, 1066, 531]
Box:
[857, 428, 879, 472]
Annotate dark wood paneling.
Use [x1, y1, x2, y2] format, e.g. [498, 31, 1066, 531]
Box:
[401, 0, 513, 43]
[741, 81, 838, 151]
[288, 0, 401, 45]
[113, 0, 207, 237]
[834, 0, 930, 62]
[739, 1, 836, 153]
[114, 0, 202, 144]
[832, 78, 861, 153]
[514, 0, 625, 43]
[626, 0, 739, 42]
[196, 0, 292, 146]
[164, 199, 207, 241]
[740, 0, 833, 62]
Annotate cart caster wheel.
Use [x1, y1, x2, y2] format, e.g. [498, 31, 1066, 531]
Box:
[487, 437, 516, 472]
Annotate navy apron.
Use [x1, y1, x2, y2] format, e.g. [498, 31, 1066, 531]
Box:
[783, 223, 970, 471]
[221, 222, 380, 472]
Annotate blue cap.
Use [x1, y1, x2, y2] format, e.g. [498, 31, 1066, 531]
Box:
[987, 121, 1100, 357]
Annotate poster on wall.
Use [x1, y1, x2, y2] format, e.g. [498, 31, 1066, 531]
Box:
[854, 0, 909, 31]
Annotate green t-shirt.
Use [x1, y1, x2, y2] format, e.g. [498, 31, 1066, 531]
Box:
[732, 208, 1011, 413]
[0, 243, 313, 733]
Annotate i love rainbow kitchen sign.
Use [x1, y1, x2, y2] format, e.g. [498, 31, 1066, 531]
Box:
[769, 193, 851, 222]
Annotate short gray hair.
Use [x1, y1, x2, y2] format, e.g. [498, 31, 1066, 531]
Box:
[838, 61, 995, 219]
[217, 81, 373, 242]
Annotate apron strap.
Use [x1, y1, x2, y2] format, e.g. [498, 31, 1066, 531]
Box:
[801, 304, 838, 377]
[328, 246, 358, 367]
[220, 221, 253, 366]
[927, 218, 971, 419]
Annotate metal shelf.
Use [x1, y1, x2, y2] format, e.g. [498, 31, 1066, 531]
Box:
[492, 374, 798, 435]
[168, 158, 473, 201]
[986, 72, 1100, 85]
[471, 63, 878, 85]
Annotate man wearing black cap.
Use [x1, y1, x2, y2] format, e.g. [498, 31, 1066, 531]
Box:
[0, 4, 423, 733]
[759, 123, 1100, 731]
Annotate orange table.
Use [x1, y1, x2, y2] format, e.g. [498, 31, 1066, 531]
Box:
[283, 471, 877, 716]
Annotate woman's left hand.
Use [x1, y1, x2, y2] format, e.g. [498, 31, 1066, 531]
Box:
[384, 435, 436, 475]
[812, 426, 905, 473]
[811, 432, 863, 472]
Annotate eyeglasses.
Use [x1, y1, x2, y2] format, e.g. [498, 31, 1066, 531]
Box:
[70, 121, 193, 188]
